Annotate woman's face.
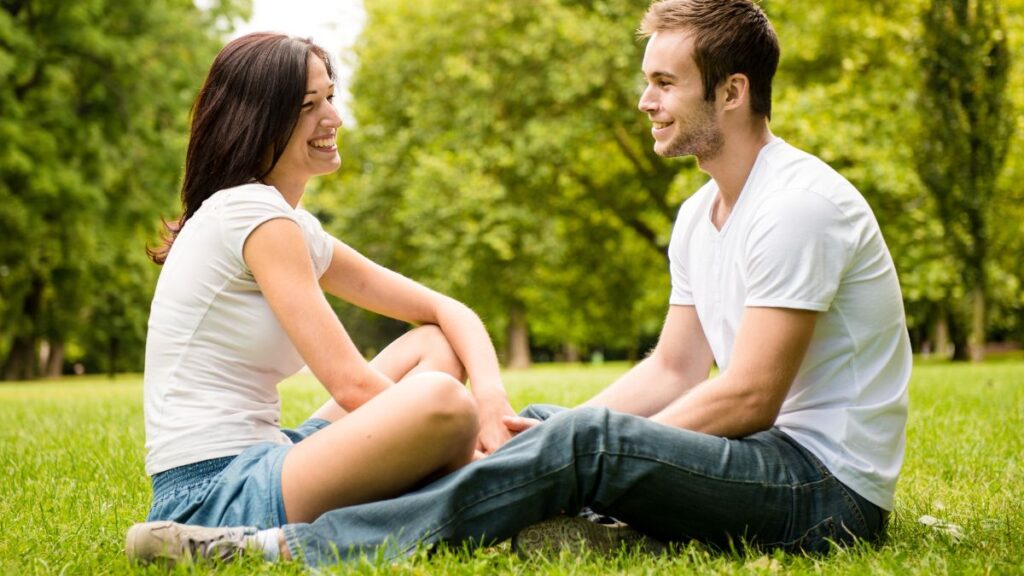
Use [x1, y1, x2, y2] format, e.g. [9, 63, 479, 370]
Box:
[266, 54, 342, 192]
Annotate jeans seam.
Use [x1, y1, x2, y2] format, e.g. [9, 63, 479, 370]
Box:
[397, 459, 576, 556]
[763, 515, 835, 549]
[397, 445, 826, 556]
[836, 482, 869, 535]
[607, 449, 827, 489]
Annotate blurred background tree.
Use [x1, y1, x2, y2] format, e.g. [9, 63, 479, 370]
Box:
[311, 0, 685, 368]
[312, 0, 1022, 366]
[0, 0, 250, 379]
[2, 0, 1022, 378]
[916, 0, 1014, 361]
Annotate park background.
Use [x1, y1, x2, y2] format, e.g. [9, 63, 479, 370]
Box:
[2, 0, 1023, 378]
[2, 2, 1024, 575]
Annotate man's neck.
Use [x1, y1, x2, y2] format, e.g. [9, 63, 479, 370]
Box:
[699, 121, 774, 229]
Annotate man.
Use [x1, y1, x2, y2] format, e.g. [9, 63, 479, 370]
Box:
[126, 0, 910, 566]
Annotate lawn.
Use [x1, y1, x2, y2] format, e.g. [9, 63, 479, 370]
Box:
[0, 360, 1021, 575]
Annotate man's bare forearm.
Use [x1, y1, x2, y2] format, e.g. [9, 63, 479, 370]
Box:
[582, 355, 707, 416]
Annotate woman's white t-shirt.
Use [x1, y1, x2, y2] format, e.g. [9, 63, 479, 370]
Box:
[143, 183, 334, 476]
[668, 139, 911, 510]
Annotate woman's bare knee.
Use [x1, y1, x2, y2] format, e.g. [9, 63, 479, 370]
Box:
[409, 325, 465, 381]
[407, 372, 478, 445]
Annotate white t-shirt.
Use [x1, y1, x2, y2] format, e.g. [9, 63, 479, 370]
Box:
[668, 138, 911, 510]
[144, 183, 334, 476]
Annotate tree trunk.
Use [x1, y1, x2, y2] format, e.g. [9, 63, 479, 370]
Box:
[505, 305, 531, 370]
[934, 311, 951, 359]
[44, 340, 64, 377]
[2, 277, 42, 381]
[2, 336, 37, 381]
[563, 343, 579, 363]
[108, 336, 119, 380]
[949, 311, 970, 361]
[968, 286, 986, 362]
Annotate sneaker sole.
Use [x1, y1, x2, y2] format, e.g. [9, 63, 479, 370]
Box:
[512, 515, 665, 557]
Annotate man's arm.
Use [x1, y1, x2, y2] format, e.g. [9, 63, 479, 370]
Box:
[583, 305, 715, 416]
[650, 306, 818, 437]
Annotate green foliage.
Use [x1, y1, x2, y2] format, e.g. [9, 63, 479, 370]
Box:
[768, 0, 960, 343]
[918, 0, 1013, 278]
[0, 0, 250, 378]
[310, 0, 686, 360]
[915, 0, 1015, 359]
[313, 0, 1024, 360]
[2, 0, 1023, 370]
[1, 361, 1022, 574]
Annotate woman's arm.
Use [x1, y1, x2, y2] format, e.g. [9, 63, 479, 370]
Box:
[318, 239, 515, 452]
[245, 218, 394, 411]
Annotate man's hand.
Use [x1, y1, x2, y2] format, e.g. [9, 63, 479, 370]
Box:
[502, 415, 541, 435]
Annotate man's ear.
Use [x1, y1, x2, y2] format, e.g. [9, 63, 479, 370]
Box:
[719, 73, 750, 112]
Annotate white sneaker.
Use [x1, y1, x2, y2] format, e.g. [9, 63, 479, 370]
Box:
[125, 521, 257, 566]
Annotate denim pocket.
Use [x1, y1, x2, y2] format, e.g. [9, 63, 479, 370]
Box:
[782, 515, 837, 553]
[835, 482, 870, 538]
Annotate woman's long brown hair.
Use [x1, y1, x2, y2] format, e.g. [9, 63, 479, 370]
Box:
[148, 33, 334, 264]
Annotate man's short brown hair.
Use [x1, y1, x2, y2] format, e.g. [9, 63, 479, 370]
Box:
[640, 0, 779, 119]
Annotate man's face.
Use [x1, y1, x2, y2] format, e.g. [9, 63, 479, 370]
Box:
[638, 30, 723, 160]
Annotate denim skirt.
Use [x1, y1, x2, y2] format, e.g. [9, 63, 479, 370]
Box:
[146, 418, 331, 529]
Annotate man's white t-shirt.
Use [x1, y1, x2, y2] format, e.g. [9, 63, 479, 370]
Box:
[668, 138, 911, 510]
[144, 183, 334, 476]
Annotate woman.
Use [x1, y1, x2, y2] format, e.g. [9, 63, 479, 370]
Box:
[139, 31, 516, 538]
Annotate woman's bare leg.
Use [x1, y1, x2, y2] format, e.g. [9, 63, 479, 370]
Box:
[281, 325, 477, 523]
[309, 324, 465, 422]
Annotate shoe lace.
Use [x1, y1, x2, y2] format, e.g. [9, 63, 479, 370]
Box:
[579, 507, 627, 527]
[186, 529, 246, 561]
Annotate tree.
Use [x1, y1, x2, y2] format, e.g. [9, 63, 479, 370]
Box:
[313, 0, 1024, 364]
[915, 0, 1014, 361]
[0, 0, 249, 379]
[311, 0, 689, 366]
[766, 0, 956, 353]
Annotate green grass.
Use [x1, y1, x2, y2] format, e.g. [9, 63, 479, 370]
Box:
[1, 361, 1022, 574]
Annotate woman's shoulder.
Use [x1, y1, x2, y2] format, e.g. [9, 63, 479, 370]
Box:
[192, 183, 299, 247]
[213, 182, 293, 213]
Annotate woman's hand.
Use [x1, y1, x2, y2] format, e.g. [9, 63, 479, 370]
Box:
[474, 391, 517, 454]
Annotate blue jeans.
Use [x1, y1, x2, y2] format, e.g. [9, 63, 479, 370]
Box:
[283, 405, 886, 565]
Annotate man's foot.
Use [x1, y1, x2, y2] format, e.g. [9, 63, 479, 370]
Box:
[512, 511, 666, 557]
[125, 521, 257, 566]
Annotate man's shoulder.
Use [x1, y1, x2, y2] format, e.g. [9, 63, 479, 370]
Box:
[759, 141, 852, 192]
[752, 140, 869, 219]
